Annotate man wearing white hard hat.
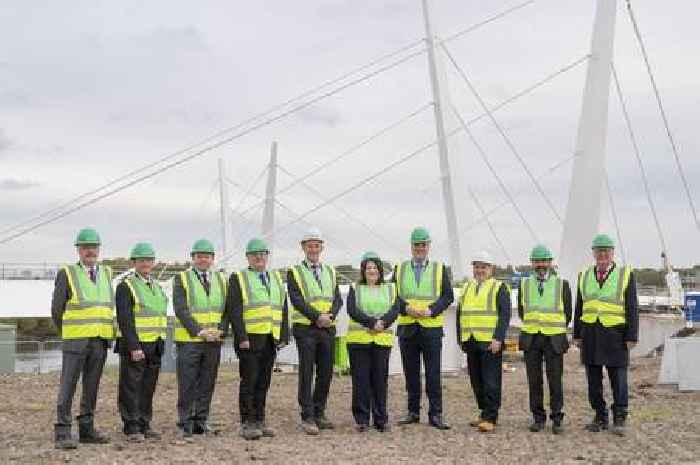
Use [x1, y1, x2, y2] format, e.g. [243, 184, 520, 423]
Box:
[287, 227, 342, 435]
[456, 251, 511, 433]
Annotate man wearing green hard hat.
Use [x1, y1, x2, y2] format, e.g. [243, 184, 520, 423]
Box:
[51, 228, 114, 449]
[517, 244, 572, 434]
[172, 238, 227, 438]
[115, 242, 168, 442]
[221, 237, 289, 440]
[573, 234, 639, 436]
[393, 226, 453, 430]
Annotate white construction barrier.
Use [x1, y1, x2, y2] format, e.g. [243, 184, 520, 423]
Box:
[658, 336, 700, 391]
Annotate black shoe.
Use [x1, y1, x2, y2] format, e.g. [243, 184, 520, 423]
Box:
[179, 423, 194, 440]
[397, 412, 420, 425]
[78, 425, 110, 444]
[611, 420, 626, 437]
[315, 415, 335, 430]
[529, 421, 545, 432]
[375, 424, 392, 433]
[193, 423, 218, 435]
[54, 426, 78, 450]
[584, 417, 608, 433]
[356, 424, 370, 433]
[143, 429, 162, 440]
[552, 421, 564, 435]
[428, 416, 451, 430]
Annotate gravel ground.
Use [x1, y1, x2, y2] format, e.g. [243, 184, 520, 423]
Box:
[1, 350, 699, 465]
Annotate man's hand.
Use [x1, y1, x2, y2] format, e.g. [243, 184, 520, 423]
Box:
[130, 349, 145, 362]
[276, 342, 288, 350]
[317, 314, 332, 328]
[239, 340, 250, 350]
[406, 306, 424, 318]
[421, 308, 432, 318]
[626, 341, 637, 350]
[573, 338, 582, 348]
[488, 339, 502, 354]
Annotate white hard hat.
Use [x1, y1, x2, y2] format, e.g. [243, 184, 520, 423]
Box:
[301, 227, 323, 243]
[471, 250, 494, 265]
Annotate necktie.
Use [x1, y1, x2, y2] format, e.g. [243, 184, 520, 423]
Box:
[414, 262, 423, 284]
[596, 267, 606, 283]
[260, 272, 270, 293]
[88, 267, 96, 283]
[201, 272, 210, 294]
[312, 265, 322, 289]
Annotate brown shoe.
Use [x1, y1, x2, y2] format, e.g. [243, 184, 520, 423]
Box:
[126, 433, 145, 443]
[469, 418, 482, 428]
[300, 420, 320, 436]
[477, 420, 496, 433]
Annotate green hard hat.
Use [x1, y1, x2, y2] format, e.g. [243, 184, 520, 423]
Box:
[591, 234, 615, 249]
[246, 238, 269, 255]
[530, 244, 553, 261]
[191, 238, 215, 255]
[361, 251, 380, 262]
[130, 242, 156, 259]
[74, 228, 101, 246]
[410, 226, 431, 244]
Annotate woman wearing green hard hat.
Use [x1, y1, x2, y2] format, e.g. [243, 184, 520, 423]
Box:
[115, 242, 168, 442]
[346, 251, 400, 432]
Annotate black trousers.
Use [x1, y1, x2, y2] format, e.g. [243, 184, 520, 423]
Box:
[238, 335, 276, 424]
[585, 364, 629, 422]
[118, 340, 162, 434]
[524, 335, 564, 423]
[399, 331, 443, 417]
[294, 325, 334, 421]
[464, 340, 502, 422]
[348, 344, 391, 427]
[55, 338, 108, 428]
[176, 342, 221, 428]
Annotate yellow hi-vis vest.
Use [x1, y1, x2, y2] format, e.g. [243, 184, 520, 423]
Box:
[61, 264, 115, 340]
[459, 277, 501, 342]
[347, 283, 396, 347]
[521, 274, 566, 335]
[174, 269, 227, 342]
[579, 264, 631, 327]
[122, 274, 168, 342]
[290, 263, 336, 326]
[236, 269, 285, 342]
[396, 260, 444, 328]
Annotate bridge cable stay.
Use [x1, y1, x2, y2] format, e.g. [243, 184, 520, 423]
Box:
[468, 186, 513, 265]
[0, 1, 532, 240]
[0, 47, 434, 245]
[450, 104, 540, 243]
[431, 153, 577, 255]
[611, 63, 668, 256]
[441, 43, 563, 223]
[625, 0, 699, 231]
[232, 102, 434, 220]
[275, 164, 404, 255]
[604, 170, 627, 265]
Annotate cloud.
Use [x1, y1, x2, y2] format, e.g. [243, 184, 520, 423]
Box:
[0, 178, 40, 190]
[0, 129, 11, 153]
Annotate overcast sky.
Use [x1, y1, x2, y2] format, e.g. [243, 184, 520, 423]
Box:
[1, 0, 698, 273]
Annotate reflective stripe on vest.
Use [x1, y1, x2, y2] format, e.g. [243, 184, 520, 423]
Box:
[396, 260, 444, 328]
[347, 283, 396, 347]
[459, 278, 500, 342]
[579, 264, 630, 327]
[61, 264, 115, 340]
[174, 269, 227, 342]
[290, 263, 336, 326]
[521, 275, 566, 335]
[122, 275, 168, 342]
[238, 269, 285, 341]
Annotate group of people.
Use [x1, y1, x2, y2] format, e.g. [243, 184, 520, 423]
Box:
[50, 225, 638, 450]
